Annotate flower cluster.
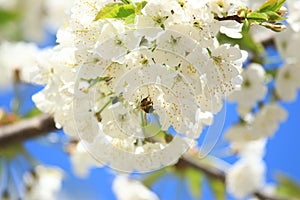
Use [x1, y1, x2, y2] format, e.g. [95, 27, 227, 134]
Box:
[275, 8, 300, 102]
[31, 0, 248, 172]
[223, 0, 300, 198]
[226, 139, 266, 199]
[226, 103, 287, 144]
[228, 63, 267, 117]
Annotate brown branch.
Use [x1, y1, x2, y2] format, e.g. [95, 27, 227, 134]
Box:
[215, 15, 245, 23]
[0, 114, 56, 149]
[254, 192, 287, 200]
[179, 154, 226, 182]
[0, 114, 286, 200]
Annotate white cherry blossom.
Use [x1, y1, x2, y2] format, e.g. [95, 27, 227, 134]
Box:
[32, 46, 78, 137]
[228, 63, 267, 116]
[208, 0, 244, 17]
[275, 28, 300, 62]
[276, 62, 300, 102]
[69, 141, 102, 177]
[226, 137, 267, 199]
[286, 0, 300, 32]
[253, 103, 288, 137]
[226, 157, 266, 199]
[219, 20, 243, 39]
[226, 103, 287, 143]
[0, 41, 38, 87]
[113, 175, 159, 200]
[44, 0, 75, 32]
[141, 0, 185, 29]
[23, 165, 63, 200]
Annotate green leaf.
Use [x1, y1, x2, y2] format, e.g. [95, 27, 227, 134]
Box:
[94, 1, 147, 23]
[276, 174, 300, 200]
[247, 12, 269, 21]
[118, 5, 135, 18]
[217, 32, 264, 55]
[245, 0, 286, 33]
[143, 168, 167, 187]
[23, 107, 42, 118]
[124, 13, 136, 24]
[121, 0, 132, 4]
[270, 0, 286, 12]
[185, 167, 204, 198]
[241, 31, 264, 54]
[94, 3, 135, 21]
[0, 9, 20, 26]
[257, 0, 278, 12]
[208, 177, 226, 200]
[242, 19, 250, 32]
[135, 1, 147, 15]
[257, 0, 286, 13]
[274, 0, 286, 11]
[124, 1, 147, 24]
[265, 11, 285, 21]
[0, 144, 24, 160]
[265, 69, 278, 78]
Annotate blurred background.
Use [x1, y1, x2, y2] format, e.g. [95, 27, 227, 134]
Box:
[0, 0, 300, 199]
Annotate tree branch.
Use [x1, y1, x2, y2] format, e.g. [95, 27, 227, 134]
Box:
[0, 114, 56, 149]
[0, 114, 286, 200]
[179, 155, 287, 200]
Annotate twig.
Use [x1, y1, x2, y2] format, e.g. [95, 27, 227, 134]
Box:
[0, 114, 286, 200]
[215, 15, 245, 23]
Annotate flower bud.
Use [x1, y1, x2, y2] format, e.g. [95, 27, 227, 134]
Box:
[277, 6, 288, 16]
[261, 22, 286, 32]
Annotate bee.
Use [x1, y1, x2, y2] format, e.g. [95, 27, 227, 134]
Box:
[139, 96, 154, 113]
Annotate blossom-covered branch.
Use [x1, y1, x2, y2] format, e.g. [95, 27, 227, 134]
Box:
[0, 114, 286, 200]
